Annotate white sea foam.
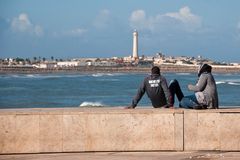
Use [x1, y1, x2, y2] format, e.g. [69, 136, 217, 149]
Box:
[176, 73, 191, 75]
[92, 73, 124, 77]
[11, 74, 20, 78]
[26, 74, 37, 78]
[92, 73, 103, 77]
[216, 81, 226, 85]
[79, 101, 106, 107]
[24, 74, 84, 79]
[228, 82, 240, 86]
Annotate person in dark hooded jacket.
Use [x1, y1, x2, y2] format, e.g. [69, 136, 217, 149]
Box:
[126, 66, 172, 108]
[169, 63, 219, 109]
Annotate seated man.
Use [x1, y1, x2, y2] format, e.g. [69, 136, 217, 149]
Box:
[126, 66, 172, 108]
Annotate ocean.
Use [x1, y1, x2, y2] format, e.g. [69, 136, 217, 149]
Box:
[0, 72, 240, 109]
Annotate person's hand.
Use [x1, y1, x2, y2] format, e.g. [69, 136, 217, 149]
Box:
[188, 84, 194, 90]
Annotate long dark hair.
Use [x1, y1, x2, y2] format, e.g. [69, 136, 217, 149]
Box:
[198, 64, 212, 77]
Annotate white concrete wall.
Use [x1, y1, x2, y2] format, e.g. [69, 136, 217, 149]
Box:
[0, 108, 183, 154]
[0, 108, 240, 154]
[184, 109, 240, 151]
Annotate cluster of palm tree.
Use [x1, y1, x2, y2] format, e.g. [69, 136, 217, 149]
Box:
[0, 56, 64, 65]
[32, 56, 62, 63]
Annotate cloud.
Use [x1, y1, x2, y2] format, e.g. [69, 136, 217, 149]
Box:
[11, 13, 44, 36]
[129, 10, 152, 30]
[165, 7, 201, 25]
[93, 9, 111, 29]
[129, 6, 202, 33]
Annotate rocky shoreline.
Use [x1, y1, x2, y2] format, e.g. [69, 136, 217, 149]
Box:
[0, 65, 239, 74]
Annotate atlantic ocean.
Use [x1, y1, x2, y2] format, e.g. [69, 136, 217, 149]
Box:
[0, 73, 240, 108]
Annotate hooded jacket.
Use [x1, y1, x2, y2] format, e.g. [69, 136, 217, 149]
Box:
[188, 64, 219, 109]
[131, 74, 172, 108]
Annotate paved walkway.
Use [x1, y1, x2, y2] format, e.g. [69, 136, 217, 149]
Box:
[1, 151, 240, 160]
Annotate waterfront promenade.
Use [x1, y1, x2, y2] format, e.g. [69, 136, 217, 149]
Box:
[1, 151, 240, 160]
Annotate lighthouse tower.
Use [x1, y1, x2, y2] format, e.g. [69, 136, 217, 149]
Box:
[132, 29, 138, 60]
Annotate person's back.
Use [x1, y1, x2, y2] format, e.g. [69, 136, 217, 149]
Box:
[142, 74, 168, 107]
[128, 66, 172, 108]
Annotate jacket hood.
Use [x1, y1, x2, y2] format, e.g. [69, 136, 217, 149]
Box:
[198, 64, 212, 77]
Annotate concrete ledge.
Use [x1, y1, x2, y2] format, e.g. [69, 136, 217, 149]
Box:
[0, 107, 240, 154]
[0, 108, 183, 153]
[184, 109, 240, 151]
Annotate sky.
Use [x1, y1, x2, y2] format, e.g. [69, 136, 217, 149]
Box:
[0, 0, 240, 62]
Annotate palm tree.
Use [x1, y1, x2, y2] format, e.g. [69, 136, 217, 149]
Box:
[51, 56, 54, 61]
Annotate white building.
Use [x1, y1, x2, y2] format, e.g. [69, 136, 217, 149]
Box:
[123, 56, 132, 62]
[37, 62, 57, 69]
[86, 59, 117, 66]
[57, 61, 80, 67]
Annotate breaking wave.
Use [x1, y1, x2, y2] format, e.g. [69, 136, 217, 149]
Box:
[2, 74, 85, 79]
[79, 101, 106, 107]
[92, 73, 124, 77]
[216, 81, 240, 86]
[175, 73, 191, 75]
[216, 81, 226, 85]
[228, 82, 240, 86]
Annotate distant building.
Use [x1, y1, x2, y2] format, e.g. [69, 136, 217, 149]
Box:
[36, 62, 57, 69]
[57, 61, 79, 67]
[123, 56, 132, 63]
[84, 58, 118, 67]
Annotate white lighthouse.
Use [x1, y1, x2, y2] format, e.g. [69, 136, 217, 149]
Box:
[132, 29, 138, 60]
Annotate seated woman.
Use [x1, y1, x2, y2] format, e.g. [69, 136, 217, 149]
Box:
[169, 64, 219, 109]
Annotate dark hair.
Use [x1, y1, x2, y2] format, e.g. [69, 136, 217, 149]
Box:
[198, 64, 212, 77]
[151, 66, 160, 75]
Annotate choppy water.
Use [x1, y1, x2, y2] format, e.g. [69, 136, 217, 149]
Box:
[0, 72, 240, 108]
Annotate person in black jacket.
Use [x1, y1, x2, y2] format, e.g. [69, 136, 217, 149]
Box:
[126, 66, 172, 108]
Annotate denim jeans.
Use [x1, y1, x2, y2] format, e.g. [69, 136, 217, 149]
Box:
[179, 94, 200, 109]
[169, 79, 200, 109]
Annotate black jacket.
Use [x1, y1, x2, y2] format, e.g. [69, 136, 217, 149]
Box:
[131, 74, 171, 108]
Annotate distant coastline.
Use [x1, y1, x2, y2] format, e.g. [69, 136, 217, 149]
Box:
[0, 64, 239, 74]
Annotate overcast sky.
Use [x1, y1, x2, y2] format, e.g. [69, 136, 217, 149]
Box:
[0, 0, 240, 62]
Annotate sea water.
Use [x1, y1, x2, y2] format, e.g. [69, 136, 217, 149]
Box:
[0, 72, 240, 108]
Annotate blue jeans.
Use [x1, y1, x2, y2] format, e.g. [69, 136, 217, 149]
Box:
[169, 79, 200, 109]
[179, 94, 199, 109]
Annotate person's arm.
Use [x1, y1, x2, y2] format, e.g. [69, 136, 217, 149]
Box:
[188, 74, 207, 92]
[160, 76, 172, 106]
[128, 79, 146, 108]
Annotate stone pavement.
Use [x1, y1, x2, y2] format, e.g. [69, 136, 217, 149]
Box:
[1, 151, 240, 160]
